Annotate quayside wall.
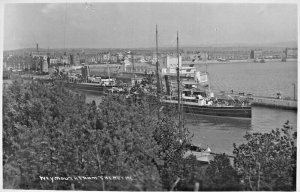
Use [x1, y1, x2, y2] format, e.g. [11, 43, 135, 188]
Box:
[251, 97, 297, 110]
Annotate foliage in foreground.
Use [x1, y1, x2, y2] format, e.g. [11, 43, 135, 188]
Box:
[3, 80, 296, 191]
[3, 80, 197, 190]
[233, 121, 296, 191]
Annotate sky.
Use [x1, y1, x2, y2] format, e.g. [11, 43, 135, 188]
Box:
[3, 2, 298, 50]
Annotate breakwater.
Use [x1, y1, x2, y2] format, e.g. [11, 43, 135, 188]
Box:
[216, 90, 297, 110]
[251, 97, 297, 110]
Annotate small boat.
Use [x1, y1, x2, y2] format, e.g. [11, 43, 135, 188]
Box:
[254, 58, 265, 63]
[260, 59, 265, 63]
[184, 146, 215, 163]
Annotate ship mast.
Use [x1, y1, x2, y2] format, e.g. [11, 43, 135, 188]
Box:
[132, 52, 135, 72]
[206, 63, 211, 93]
[177, 31, 182, 137]
[156, 25, 161, 119]
[156, 25, 160, 96]
[107, 60, 110, 80]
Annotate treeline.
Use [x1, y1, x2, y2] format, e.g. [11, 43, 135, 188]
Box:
[3, 80, 296, 190]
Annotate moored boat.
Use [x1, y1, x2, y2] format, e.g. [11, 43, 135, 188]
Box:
[162, 98, 252, 119]
[161, 70, 252, 119]
[68, 82, 111, 93]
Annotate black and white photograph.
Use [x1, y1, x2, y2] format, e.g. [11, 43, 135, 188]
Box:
[1, 0, 298, 191]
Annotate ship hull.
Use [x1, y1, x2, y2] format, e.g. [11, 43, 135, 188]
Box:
[163, 101, 252, 119]
[65, 82, 113, 93]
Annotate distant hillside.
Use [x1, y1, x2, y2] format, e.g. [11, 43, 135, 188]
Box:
[183, 41, 297, 48]
[4, 41, 297, 55]
[262, 41, 298, 48]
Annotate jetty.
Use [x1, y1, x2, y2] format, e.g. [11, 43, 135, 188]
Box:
[251, 97, 297, 110]
[217, 91, 297, 110]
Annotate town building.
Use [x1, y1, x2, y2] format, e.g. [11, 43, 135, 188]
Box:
[81, 66, 90, 82]
[85, 54, 97, 64]
[160, 55, 182, 69]
[61, 55, 70, 65]
[31, 52, 48, 59]
[49, 58, 58, 65]
[144, 55, 152, 62]
[182, 52, 208, 62]
[250, 49, 263, 59]
[285, 48, 298, 58]
[41, 60, 49, 73]
[117, 52, 124, 63]
[79, 54, 86, 64]
[99, 52, 111, 63]
[69, 54, 81, 66]
[110, 54, 118, 63]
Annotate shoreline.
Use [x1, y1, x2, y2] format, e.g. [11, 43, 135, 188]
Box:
[83, 58, 297, 67]
[182, 58, 297, 65]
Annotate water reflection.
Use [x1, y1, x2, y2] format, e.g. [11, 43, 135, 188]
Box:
[185, 115, 252, 154]
[81, 91, 297, 155]
[185, 106, 297, 154]
[184, 114, 251, 129]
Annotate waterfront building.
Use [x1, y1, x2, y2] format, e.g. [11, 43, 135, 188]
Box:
[160, 55, 198, 76]
[3, 58, 7, 70]
[81, 65, 90, 82]
[198, 48, 250, 60]
[182, 52, 209, 62]
[209, 51, 234, 60]
[42, 60, 49, 73]
[95, 53, 101, 63]
[124, 58, 131, 66]
[25, 56, 33, 70]
[144, 55, 152, 62]
[79, 54, 86, 64]
[250, 49, 263, 59]
[199, 52, 208, 61]
[117, 52, 124, 62]
[50, 58, 58, 65]
[160, 55, 182, 68]
[100, 52, 111, 63]
[152, 53, 165, 65]
[152, 54, 157, 65]
[182, 53, 197, 61]
[31, 52, 48, 59]
[285, 48, 298, 58]
[70, 54, 74, 65]
[85, 54, 97, 64]
[61, 55, 70, 65]
[110, 54, 118, 63]
[132, 55, 145, 63]
[71, 54, 81, 66]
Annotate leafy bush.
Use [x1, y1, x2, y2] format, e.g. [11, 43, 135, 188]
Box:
[3, 80, 194, 190]
[233, 121, 296, 191]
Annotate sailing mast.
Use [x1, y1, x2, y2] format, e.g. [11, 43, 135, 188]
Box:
[132, 52, 135, 72]
[107, 61, 110, 80]
[156, 25, 160, 96]
[206, 64, 211, 93]
[156, 25, 161, 119]
[177, 32, 182, 137]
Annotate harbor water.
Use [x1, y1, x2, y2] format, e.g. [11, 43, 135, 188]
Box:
[84, 61, 297, 155]
[200, 61, 297, 99]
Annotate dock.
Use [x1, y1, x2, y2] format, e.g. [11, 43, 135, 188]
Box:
[216, 91, 297, 110]
[251, 97, 297, 110]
